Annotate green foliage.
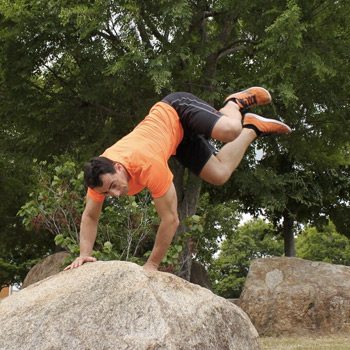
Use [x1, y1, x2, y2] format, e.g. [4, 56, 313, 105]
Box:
[158, 243, 183, 273]
[195, 194, 241, 264]
[97, 194, 159, 262]
[0, 152, 55, 288]
[18, 158, 85, 242]
[148, 214, 206, 274]
[153, 195, 241, 274]
[210, 219, 284, 298]
[92, 241, 121, 262]
[0, 259, 21, 289]
[296, 222, 350, 266]
[209, 0, 350, 254]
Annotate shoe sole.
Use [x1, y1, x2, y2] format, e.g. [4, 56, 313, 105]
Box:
[225, 86, 272, 105]
[244, 113, 292, 134]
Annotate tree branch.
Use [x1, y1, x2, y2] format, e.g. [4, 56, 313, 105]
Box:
[139, 6, 167, 45]
[217, 40, 258, 61]
[135, 20, 153, 51]
[96, 29, 128, 54]
[203, 10, 221, 18]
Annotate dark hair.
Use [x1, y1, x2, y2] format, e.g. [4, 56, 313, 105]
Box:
[84, 156, 116, 188]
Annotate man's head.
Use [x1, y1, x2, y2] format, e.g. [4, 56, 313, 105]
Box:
[84, 156, 129, 197]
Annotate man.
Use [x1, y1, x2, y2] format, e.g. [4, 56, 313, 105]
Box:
[64, 87, 291, 272]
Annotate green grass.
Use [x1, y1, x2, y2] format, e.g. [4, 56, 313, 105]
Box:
[260, 336, 350, 350]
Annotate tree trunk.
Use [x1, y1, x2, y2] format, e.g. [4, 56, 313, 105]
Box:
[283, 211, 295, 257]
[169, 36, 222, 280]
[170, 158, 202, 281]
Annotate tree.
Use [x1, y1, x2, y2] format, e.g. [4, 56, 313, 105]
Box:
[0, 153, 55, 288]
[1, 0, 252, 280]
[0, 0, 258, 280]
[207, 0, 350, 256]
[296, 221, 350, 266]
[210, 219, 284, 298]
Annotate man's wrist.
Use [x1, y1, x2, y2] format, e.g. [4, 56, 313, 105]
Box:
[145, 260, 159, 269]
[79, 252, 92, 258]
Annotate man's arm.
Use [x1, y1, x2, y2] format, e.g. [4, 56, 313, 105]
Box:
[144, 182, 179, 271]
[64, 196, 103, 270]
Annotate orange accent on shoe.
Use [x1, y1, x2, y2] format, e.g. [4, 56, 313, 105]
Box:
[243, 113, 291, 136]
[225, 87, 272, 110]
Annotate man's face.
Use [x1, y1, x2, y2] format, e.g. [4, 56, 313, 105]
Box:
[94, 168, 129, 198]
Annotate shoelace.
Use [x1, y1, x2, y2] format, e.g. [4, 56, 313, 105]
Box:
[237, 95, 257, 109]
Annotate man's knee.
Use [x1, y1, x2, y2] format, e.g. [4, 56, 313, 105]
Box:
[223, 121, 242, 142]
[212, 172, 230, 186]
[202, 165, 231, 186]
[212, 118, 242, 142]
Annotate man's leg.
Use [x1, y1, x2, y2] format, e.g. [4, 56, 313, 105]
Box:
[210, 102, 243, 142]
[165, 88, 289, 182]
[199, 128, 256, 185]
[210, 86, 273, 142]
[200, 88, 291, 185]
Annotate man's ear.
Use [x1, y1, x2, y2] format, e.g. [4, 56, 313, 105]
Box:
[114, 162, 122, 173]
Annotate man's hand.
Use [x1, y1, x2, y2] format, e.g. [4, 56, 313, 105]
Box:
[143, 261, 159, 272]
[64, 256, 97, 271]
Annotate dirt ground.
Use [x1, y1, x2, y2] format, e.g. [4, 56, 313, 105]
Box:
[260, 336, 350, 350]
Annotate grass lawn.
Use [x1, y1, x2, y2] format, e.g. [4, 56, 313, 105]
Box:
[260, 336, 350, 350]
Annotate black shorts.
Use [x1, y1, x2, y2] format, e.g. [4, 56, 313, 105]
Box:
[162, 92, 223, 175]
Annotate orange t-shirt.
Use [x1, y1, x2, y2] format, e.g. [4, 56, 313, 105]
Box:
[87, 102, 184, 202]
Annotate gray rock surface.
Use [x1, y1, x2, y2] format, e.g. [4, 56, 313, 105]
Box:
[22, 251, 69, 288]
[238, 257, 350, 336]
[0, 261, 260, 350]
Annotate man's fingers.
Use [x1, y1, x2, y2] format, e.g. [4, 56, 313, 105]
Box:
[64, 256, 97, 271]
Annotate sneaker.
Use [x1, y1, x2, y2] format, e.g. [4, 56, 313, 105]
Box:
[243, 113, 291, 136]
[224, 87, 272, 110]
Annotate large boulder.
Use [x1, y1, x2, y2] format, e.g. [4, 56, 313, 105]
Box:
[0, 261, 260, 350]
[238, 257, 350, 336]
[22, 251, 69, 288]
